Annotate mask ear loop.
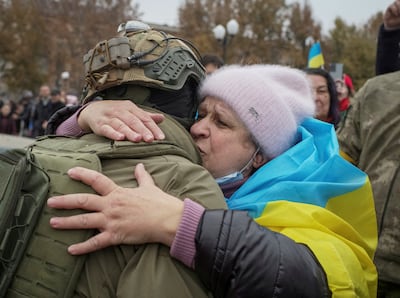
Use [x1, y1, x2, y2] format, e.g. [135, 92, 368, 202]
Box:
[239, 147, 260, 174]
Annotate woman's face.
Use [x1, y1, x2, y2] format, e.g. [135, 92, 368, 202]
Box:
[1, 103, 11, 117]
[307, 74, 330, 121]
[190, 96, 258, 179]
[335, 80, 348, 100]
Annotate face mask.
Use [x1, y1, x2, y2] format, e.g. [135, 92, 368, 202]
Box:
[215, 147, 260, 186]
[215, 171, 244, 185]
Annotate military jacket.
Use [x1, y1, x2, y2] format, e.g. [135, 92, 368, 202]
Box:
[6, 113, 226, 298]
[337, 71, 400, 284]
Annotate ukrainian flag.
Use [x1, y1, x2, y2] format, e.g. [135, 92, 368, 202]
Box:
[308, 42, 325, 68]
[227, 118, 377, 297]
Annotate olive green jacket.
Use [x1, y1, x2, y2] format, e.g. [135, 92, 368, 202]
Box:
[6, 114, 226, 298]
[337, 71, 400, 285]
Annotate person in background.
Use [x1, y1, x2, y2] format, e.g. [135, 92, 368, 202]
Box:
[303, 67, 341, 129]
[376, 0, 400, 75]
[18, 90, 36, 137]
[31, 87, 66, 136]
[31, 84, 52, 137]
[201, 54, 224, 75]
[336, 2, 400, 297]
[337, 68, 400, 298]
[65, 94, 78, 106]
[0, 100, 17, 135]
[336, 73, 354, 121]
[12, 101, 26, 135]
[49, 88, 66, 117]
[49, 64, 378, 297]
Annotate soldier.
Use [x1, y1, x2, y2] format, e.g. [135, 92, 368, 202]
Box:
[2, 21, 226, 297]
[340, 4, 400, 295]
[337, 70, 400, 297]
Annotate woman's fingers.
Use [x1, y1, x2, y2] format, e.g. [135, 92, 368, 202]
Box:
[134, 163, 155, 187]
[47, 167, 117, 212]
[124, 107, 165, 141]
[111, 114, 155, 142]
[82, 100, 166, 142]
[67, 167, 118, 195]
[47, 164, 179, 252]
[47, 193, 104, 211]
[67, 232, 116, 255]
[49, 212, 106, 230]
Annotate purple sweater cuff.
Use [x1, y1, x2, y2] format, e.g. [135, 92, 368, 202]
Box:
[56, 104, 90, 136]
[170, 198, 205, 269]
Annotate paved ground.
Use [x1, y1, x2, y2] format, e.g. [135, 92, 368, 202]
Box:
[0, 133, 35, 149]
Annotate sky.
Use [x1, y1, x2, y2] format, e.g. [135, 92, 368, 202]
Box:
[134, 0, 393, 34]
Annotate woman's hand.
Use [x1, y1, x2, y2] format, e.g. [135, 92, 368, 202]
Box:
[47, 164, 184, 255]
[79, 100, 166, 142]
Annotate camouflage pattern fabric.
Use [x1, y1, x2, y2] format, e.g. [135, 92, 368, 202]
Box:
[337, 71, 400, 289]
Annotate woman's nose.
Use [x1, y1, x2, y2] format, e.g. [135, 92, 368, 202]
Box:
[311, 88, 319, 100]
[190, 118, 209, 138]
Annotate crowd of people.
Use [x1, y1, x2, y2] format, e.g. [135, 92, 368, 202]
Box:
[1, 1, 400, 297]
[0, 85, 78, 137]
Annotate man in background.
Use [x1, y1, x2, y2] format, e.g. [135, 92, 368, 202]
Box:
[201, 53, 224, 75]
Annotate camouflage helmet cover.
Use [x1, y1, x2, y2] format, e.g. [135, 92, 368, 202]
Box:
[81, 21, 205, 103]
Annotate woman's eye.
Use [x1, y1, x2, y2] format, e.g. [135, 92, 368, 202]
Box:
[217, 119, 227, 127]
[317, 88, 328, 95]
[196, 113, 205, 120]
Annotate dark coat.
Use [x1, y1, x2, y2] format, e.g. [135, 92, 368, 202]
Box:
[0, 116, 17, 135]
[376, 24, 400, 75]
[195, 210, 331, 298]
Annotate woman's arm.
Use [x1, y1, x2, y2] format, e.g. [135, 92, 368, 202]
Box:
[47, 100, 166, 142]
[47, 164, 183, 253]
[46, 105, 82, 134]
[48, 165, 330, 297]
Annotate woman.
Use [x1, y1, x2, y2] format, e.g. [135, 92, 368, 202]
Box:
[49, 64, 377, 297]
[0, 100, 18, 135]
[303, 67, 341, 129]
[336, 73, 355, 123]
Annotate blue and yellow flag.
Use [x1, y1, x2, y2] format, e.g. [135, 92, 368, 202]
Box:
[226, 118, 377, 297]
[308, 42, 325, 68]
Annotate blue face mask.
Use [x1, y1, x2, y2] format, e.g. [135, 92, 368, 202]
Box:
[215, 147, 260, 186]
[215, 171, 244, 185]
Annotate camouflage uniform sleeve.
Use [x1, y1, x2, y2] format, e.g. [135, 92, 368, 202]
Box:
[337, 83, 366, 166]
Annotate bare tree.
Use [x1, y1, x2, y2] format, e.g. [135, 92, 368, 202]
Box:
[178, 0, 321, 66]
[0, 0, 140, 96]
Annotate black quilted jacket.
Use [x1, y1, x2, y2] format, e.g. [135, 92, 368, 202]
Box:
[194, 210, 331, 298]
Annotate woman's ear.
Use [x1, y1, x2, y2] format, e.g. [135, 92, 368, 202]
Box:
[252, 151, 269, 169]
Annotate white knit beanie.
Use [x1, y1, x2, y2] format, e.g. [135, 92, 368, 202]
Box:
[199, 64, 315, 158]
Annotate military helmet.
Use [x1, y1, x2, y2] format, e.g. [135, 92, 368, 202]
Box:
[81, 21, 205, 104]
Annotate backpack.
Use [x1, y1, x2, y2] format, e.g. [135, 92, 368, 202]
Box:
[0, 148, 49, 297]
[0, 114, 216, 297]
[0, 139, 101, 297]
